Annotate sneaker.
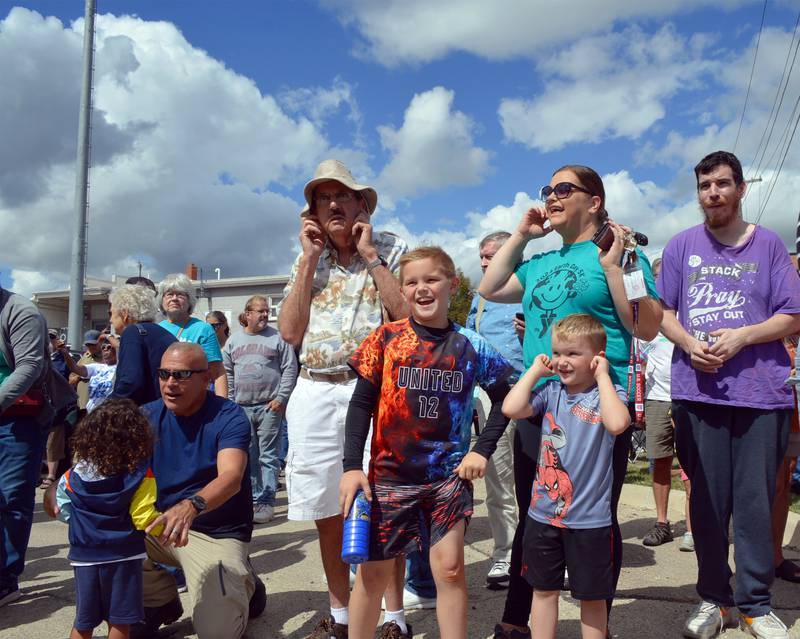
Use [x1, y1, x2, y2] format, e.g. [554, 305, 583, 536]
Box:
[740, 611, 788, 639]
[643, 521, 673, 546]
[130, 597, 184, 638]
[493, 623, 532, 638]
[305, 614, 348, 639]
[402, 587, 436, 610]
[486, 560, 511, 588]
[249, 575, 267, 619]
[0, 583, 20, 608]
[679, 532, 695, 552]
[253, 503, 274, 524]
[379, 620, 413, 638]
[683, 601, 737, 639]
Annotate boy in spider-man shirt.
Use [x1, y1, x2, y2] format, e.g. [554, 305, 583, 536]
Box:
[340, 246, 513, 639]
[503, 313, 629, 639]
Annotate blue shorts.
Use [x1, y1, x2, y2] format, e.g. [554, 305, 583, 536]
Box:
[74, 559, 144, 630]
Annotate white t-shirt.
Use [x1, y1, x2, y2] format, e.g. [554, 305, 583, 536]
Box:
[639, 333, 673, 402]
[85, 363, 117, 413]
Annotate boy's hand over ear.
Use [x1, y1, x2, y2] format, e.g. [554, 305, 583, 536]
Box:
[591, 352, 610, 380]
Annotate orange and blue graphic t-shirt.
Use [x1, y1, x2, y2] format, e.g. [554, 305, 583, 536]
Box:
[349, 317, 513, 485]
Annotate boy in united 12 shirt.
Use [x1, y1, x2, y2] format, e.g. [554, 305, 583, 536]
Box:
[339, 246, 512, 639]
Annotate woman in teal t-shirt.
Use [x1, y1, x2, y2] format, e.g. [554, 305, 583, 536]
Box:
[479, 164, 662, 637]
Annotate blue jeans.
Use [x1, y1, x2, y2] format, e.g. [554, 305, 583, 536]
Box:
[405, 513, 436, 598]
[674, 400, 790, 617]
[0, 415, 45, 588]
[278, 418, 288, 470]
[243, 405, 282, 507]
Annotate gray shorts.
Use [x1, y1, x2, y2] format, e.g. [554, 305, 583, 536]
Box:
[645, 400, 674, 459]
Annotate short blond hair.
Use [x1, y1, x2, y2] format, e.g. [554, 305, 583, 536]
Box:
[399, 246, 456, 283]
[551, 313, 607, 352]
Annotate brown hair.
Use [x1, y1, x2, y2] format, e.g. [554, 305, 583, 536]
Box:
[70, 399, 154, 477]
[694, 150, 744, 187]
[239, 295, 269, 327]
[206, 310, 230, 337]
[551, 313, 607, 352]
[553, 164, 607, 223]
[399, 246, 457, 283]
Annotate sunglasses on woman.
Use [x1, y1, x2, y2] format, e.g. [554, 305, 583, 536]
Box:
[540, 182, 593, 200]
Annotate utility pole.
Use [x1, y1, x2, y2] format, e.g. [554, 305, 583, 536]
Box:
[67, 0, 96, 348]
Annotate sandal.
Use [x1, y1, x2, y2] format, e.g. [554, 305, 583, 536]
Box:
[38, 475, 56, 490]
[776, 559, 800, 583]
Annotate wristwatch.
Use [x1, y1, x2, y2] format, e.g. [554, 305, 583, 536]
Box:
[188, 495, 207, 514]
[366, 256, 387, 273]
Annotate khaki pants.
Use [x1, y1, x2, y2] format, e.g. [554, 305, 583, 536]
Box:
[45, 423, 65, 464]
[143, 531, 255, 639]
[475, 387, 516, 563]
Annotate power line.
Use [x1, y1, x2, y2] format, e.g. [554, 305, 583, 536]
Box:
[753, 93, 800, 226]
[749, 10, 800, 180]
[734, 0, 768, 152]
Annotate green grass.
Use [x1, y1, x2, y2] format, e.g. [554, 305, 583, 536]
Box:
[624, 459, 800, 514]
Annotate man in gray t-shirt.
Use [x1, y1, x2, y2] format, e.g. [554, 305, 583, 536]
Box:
[223, 296, 297, 523]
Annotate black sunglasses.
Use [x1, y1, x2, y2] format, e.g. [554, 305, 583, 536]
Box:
[540, 182, 593, 200]
[156, 368, 208, 381]
[207, 322, 223, 329]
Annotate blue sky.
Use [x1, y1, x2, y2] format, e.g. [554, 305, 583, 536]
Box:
[1, 0, 799, 295]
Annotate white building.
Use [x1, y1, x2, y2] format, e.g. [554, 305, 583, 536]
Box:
[32, 264, 289, 337]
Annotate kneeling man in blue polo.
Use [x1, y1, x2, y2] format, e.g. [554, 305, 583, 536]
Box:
[135, 343, 264, 639]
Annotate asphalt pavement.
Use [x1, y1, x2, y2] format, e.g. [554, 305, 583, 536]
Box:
[2, 482, 799, 638]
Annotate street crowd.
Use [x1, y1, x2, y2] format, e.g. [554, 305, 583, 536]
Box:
[0, 150, 799, 639]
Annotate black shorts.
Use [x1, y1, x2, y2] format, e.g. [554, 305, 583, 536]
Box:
[368, 473, 473, 561]
[522, 517, 613, 600]
[73, 558, 144, 630]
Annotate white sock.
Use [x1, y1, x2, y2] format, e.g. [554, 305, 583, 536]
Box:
[384, 609, 407, 633]
[331, 606, 348, 626]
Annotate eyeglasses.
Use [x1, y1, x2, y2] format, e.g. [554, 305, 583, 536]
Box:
[314, 191, 356, 206]
[246, 309, 269, 315]
[207, 322, 223, 329]
[163, 291, 188, 299]
[156, 368, 208, 381]
[540, 182, 593, 200]
[101, 344, 113, 352]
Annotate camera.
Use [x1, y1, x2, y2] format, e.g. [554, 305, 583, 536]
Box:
[591, 223, 648, 252]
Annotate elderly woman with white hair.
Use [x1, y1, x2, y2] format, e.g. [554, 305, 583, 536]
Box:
[109, 284, 176, 405]
[157, 274, 227, 398]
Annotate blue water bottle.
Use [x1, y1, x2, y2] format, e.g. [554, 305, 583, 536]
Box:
[341, 490, 370, 564]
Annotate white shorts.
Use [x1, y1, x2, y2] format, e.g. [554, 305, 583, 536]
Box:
[285, 375, 367, 521]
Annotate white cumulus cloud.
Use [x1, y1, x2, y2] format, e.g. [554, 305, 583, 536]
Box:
[376, 87, 491, 201]
[321, 0, 753, 67]
[498, 25, 716, 151]
[0, 7, 353, 293]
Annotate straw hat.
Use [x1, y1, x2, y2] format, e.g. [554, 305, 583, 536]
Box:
[300, 159, 377, 217]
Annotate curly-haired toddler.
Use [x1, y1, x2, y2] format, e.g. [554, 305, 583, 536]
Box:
[53, 398, 161, 639]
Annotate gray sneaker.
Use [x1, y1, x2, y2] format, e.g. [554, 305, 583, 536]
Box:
[253, 503, 274, 524]
[740, 611, 788, 639]
[683, 601, 737, 639]
[679, 532, 695, 552]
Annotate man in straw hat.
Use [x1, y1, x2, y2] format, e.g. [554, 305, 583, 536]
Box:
[279, 159, 408, 638]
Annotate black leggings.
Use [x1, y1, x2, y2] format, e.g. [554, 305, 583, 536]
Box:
[501, 417, 633, 626]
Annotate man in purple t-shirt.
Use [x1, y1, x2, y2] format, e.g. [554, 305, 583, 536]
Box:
[658, 151, 800, 639]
